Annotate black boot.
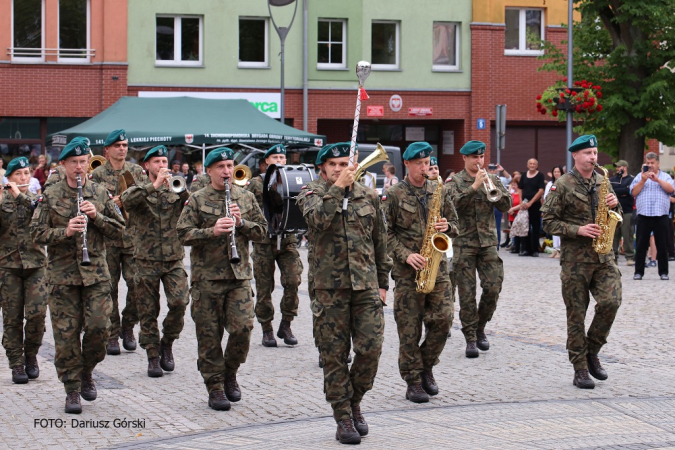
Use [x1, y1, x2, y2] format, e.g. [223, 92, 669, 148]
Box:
[335, 419, 361, 445]
[587, 354, 608, 380]
[225, 374, 241, 402]
[11, 365, 28, 384]
[405, 383, 430, 403]
[351, 405, 368, 436]
[262, 326, 278, 348]
[421, 370, 439, 396]
[81, 373, 97, 401]
[159, 340, 175, 372]
[147, 357, 163, 378]
[65, 391, 82, 414]
[120, 327, 137, 351]
[277, 320, 298, 346]
[318, 354, 325, 368]
[465, 341, 479, 358]
[573, 369, 595, 389]
[25, 355, 39, 379]
[208, 390, 231, 411]
[476, 330, 490, 351]
[106, 337, 120, 355]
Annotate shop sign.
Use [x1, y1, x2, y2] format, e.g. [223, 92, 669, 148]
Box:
[367, 106, 384, 117]
[408, 107, 433, 117]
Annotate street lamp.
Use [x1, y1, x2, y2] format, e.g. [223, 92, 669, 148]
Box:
[566, 0, 574, 171]
[268, 0, 298, 124]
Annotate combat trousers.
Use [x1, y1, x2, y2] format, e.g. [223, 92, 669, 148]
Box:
[393, 277, 452, 385]
[191, 279, 254, 393]
[135, 259, 189, 358]
[107, 246, 139, 337]
[312, 288, 384, 422]
[252, 241, 302, 326]
[454, 245, 504, 342]
[0, 268, 47, 368]
[612, 211, 635, 260]
[560, 261, 621, 370]
[48, 282, 112, 394]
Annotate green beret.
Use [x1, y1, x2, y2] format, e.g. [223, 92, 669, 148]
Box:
[59, 137, 91, 161]
[5, 157, 30, 177]
[430, 156, 438, 167]
[568, 134, 597, 152]
[316, 142, 355, 165]
[143, 145, 169, 162]
[403, 142, 433, 161]
[264, 144, 286, 159]
[204, 147, 234, 168]
[104, 129, 127, 147]
[459, 140, 486, 156]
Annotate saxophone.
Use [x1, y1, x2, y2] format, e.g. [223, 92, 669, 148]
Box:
[415, 176, 452, 293]
[592, 164, 623, 254]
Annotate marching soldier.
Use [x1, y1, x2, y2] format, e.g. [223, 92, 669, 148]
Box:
[299, 142, 391, 445]
[120, 145, 190, 378]
[541, 135, 622, 389]
[31, 137, 125, 414]
[245, 144, 303, 347]
[446, 141, 511, 358]
[90, 129, 147, 355]
[385, 142, 458, 403]
[0, 157, 47, 384]
[177, 148, 267, 411]
[190, 172, 211, 193]
[427, 156, 440, 180]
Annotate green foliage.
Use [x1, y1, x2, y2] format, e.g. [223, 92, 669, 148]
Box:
[538, 0, 675, 160]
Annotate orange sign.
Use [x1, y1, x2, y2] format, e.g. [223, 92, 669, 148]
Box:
[367, 105, 384, 117]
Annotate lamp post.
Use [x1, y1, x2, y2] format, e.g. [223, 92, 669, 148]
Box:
[566, 0, 574, 171]
[268, 0, 298, 125]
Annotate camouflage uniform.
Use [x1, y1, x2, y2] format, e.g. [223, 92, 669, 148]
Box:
[90, 160, 147, 340]
[299, 180, 391, 422]
[384, 178, 459, 384]
[43, 166, 65, 191]
[541, 171, 622, 370]
[245, 175, 302, 329]
[121, 182, 190, 358]
[0, 190, 47, 369]
[446, 170, 511, 342]
[176, 184, 267, 393]
[190, 174, 211, 194]
[31, 178, 125, 393]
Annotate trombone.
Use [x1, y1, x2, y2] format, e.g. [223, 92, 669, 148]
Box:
[477, 164, 502, 202]
[88, 150, 107, 174]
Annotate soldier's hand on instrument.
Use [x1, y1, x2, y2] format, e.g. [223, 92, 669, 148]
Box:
[434, 218, 449, 232]
[66, 215, 87, 237]
[229, 203, 242, 226]
[80, 200, 97, 220]
[578, 223, 602, 238]
[379, 288, 387, 306]
[406, 253, 427, 271]
[606, 193, 619, 208]
[112, 195, 123, 208]
[5, 182, 20, 198]
[334, 164, 356, 189]
[213, 217, 235, 236]
[472, 170, 486, 191]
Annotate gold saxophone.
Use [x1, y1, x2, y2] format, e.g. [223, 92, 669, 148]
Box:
[415, 176, 452, 293]
[592, 164, 623, 254]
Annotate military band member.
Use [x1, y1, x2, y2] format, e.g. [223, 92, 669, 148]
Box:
[121, 145, 190, 378]
[427, 156, 440, 180]
[446, 141, 511, 358]
[90, 129, 147, 355]
[31, 137, 125, 414]
[177, 148, 267, 411]
[541, 135, 622, 389]
[0, 157, 47, 384]
[299, 142, 391, 445]
[43, 164, 66, 191]
[384, 142, 458, 403]
[190, 172, 211, 193]
[245, 144, 303, 347]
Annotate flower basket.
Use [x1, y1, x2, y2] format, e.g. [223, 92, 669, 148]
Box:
[536, 79, 603, 120]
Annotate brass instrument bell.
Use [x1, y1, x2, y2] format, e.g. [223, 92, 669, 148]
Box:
[233, 164, 252, 187]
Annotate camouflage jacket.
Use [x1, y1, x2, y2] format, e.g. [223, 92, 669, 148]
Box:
[299, 179, 391, 291]
[384, 177, 459, 280]
[296, 177, 326, 289]
[446, 169, 511, 248]
[245, 174, 297, 246]
[542, 171, 622, 263]
[0, 190, 46, 269]
[43, 165, 66, 191]
[177, 184, 267, 282]
[190, 173, 211, 194]
[121, 182, 189, 261]
[90, 160, 147, 249]
[31, 178, 125, 286]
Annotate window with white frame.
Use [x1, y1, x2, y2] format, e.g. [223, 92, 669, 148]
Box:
[239, 18, 268, 68]
[156, 15, 203, 66]
[317, 19, 346, 69]
[504, 8, 544, 55]
[12, 0, 44, 61]
[59, 0, 91, 61]
[432, 22, 459, 71]
[371, 21, 399, 69]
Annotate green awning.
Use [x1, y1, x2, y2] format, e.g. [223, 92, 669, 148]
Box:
[49, 96, 325, 148]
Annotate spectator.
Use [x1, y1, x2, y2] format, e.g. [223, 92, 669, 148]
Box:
[0, 159, 5, 178]
[544, 166, 564, 258]
[668, 196, 675, 261]
[33, 154, 49, 188]
[518, 158, 546, 257]
[507, 174, 522, 254]
[171, 160, 181, 175]
[609, 160, 636, 266]
[630, 151, 675, 280]
[382, 163, 398, 194]
[28, 168, 41, 195]
[181, 162, 194, 187]
[488, 163, 511, 249]
[193, 160, 204, 175]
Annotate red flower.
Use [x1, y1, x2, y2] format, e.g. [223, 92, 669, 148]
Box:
[576, 105, 582, 112]
[584, 91, 589, 99]
[589, 97, 595, 105]
[536, 95, 542, 100]
[582, 102, 590, 109]
[552, 111, 558, 117]
[563, 77, 568, 82]
[560, 92, 565, 98]
[596, 105, 603, 111]
[574, 81, 581, 86]
[596, 92, 602, 98]
[594, 85, 601, 90]
[541, 109, 547, 115]
[548, 99, 553, 103]
[565, 89, 571, 94]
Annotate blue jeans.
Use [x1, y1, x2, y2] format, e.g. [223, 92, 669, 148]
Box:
[494, 209, 503, 247]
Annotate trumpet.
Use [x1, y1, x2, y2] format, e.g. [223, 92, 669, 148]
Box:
[477, 164, 502, 202]
[233, 164, 252, 187]
[170, 175, 187, 193]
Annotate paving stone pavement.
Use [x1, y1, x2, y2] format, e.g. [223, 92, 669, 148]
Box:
[0, 248, 673, 449]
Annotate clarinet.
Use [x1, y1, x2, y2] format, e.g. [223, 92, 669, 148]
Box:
[224, 179, 241, 264]
[76, 175, 92, 266]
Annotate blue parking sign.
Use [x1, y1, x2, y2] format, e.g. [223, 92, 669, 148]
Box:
[477, 119, 486, 130]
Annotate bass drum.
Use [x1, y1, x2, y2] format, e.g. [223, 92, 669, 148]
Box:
[263, 164, 317, 236]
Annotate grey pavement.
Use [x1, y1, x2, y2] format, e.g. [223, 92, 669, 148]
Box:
[0, 247, 673, 449]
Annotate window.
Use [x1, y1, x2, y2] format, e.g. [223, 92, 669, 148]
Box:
[371, 21, 399, 69]
[505, 8, 544, 55]
[239, 18, 268, 68]
[317, 19, 346, 69]
[59, 0, 90, 61]
[12, 0, 44, 61]
[156, 15, 203, 66]
[432, 22, 459, 71]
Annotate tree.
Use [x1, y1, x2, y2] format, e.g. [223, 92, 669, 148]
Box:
[539, 0, 675, 172]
